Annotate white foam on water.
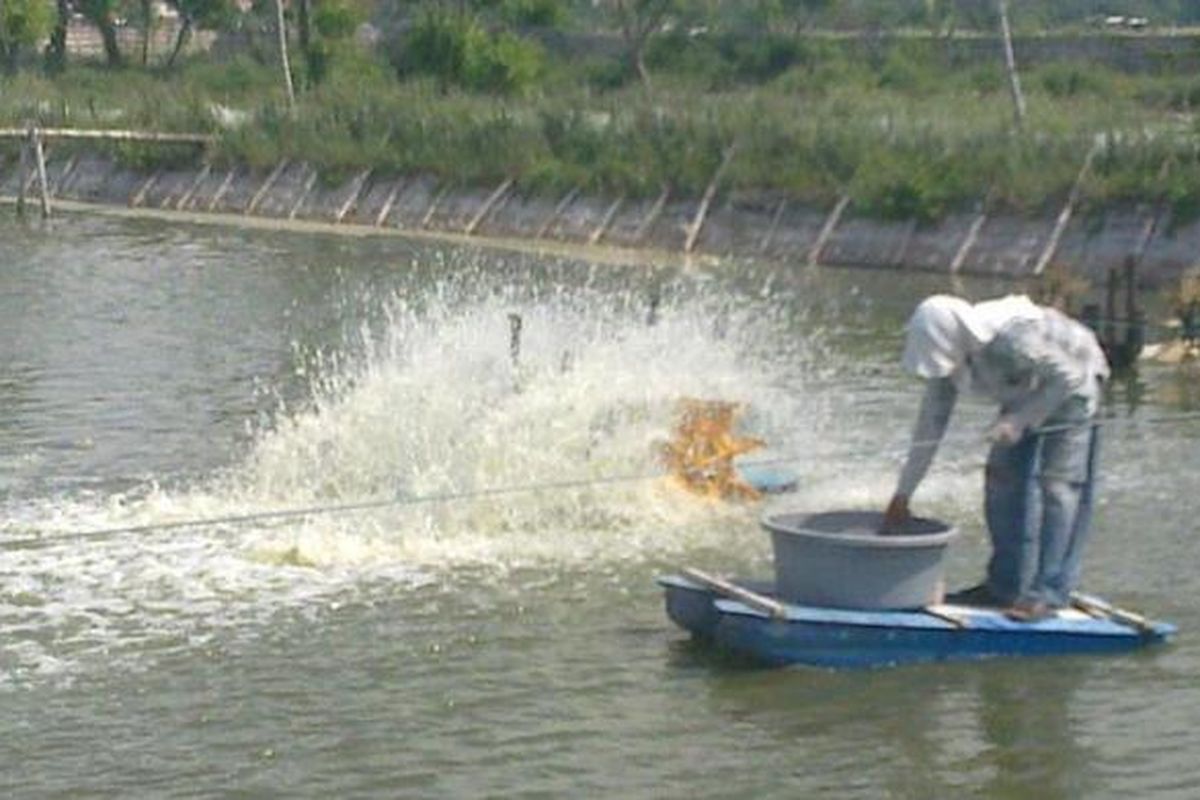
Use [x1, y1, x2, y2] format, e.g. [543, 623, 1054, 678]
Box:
[2, 271, 847, 685]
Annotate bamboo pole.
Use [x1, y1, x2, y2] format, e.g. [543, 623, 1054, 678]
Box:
[465, 176, 514, 235]
[633, 185, 669, 244]
[950, 212, 988, 274]
[174, 164, 211, 210]
[16, 129, 29, 218]
[997, 0, 1026, 129]
[759, 198, 787, 254]
[129, 168, 162, 208]
[1129, 157, 1172, 265]
[51, 153, 79, 197]
[246, 160, 289, 214]
[893, 218, 917, 268]
[588, 194, 625, 245]
[421, 183, 451, 228]
[0, 128, 213, 144]
[274, 0, 296, 112]
[374, 178, 405, 227]
[335, 169, 372, 223]
[807, 194, 850, 267]
[289, 166, 318, 220]
[535, 186, 580, 239]
[684, 144, 737, 254]
[1033, 139, 1100, 276]
[33, 129, 52, 218]
[207, 169, 237, 211]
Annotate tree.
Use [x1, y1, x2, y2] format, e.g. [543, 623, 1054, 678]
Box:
[165, 0, 235, 68]
[605, 0, 678, 88]
[297, 0, 370, 85]
[44, 0, 72, 72]
[1, 0, 54, 73]
[79, 0, 125, 66]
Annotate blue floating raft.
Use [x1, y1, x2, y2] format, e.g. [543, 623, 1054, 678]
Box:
[659, 571, 1176, 669]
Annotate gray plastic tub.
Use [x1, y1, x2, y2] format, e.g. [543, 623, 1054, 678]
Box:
[763, 510, 958, 610]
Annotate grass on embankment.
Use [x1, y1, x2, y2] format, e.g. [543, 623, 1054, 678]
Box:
[2, 36, 1200, 225]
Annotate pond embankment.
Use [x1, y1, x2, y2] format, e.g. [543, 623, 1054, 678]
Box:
[2, 151, 1198, 290]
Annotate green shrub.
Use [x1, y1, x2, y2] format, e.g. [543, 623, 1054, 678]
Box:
[1035, 63, 1114, 99]
[500, 0, 567, 27]
[394, 10, 543, 94]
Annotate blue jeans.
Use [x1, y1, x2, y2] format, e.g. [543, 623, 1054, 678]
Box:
[983, 418, 1100, 607]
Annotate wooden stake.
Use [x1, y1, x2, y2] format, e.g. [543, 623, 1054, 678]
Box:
[950, 212, 988, 274]
[998, 0, 1026, 129]
[1033, 139, 1100, 276]
[759, 198, 787, 253]
[535, 186, 580, 239]
[807, 194, 850, 267]
[588, 194, 625, 245]
[129, 168, 162, 208]
[893, 218, 918, 267]
[51, 153, 79, 197]
[246, 159, 289, 214]
[289, 166, 318, 220]
[421, 183, 451, 228]
[207, 168, 237, 211]
[685, 144, 737, 254]
[335, 169, 372, 223]
[465, 176, 513, 235]
[174, 164, 211, 210]
[633, 185, 670, 244]
[16, 130, 29, 218]
[374, 178, 406, 227]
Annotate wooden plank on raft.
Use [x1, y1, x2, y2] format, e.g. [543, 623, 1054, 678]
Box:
[680, 568, 788, 620]
[535, 186, 580, 239]
[174, 164, 211, 210]
[335, 169, 372, 224]
[465, 176, 514, 235]
[207, 168, 237, 211]
[374, 178, 406, 227]
[588, 194, 625, 245]
[289, 166, 318, 220]
[1070, 593, 1157, 634]
[246, 159, 289, 215]
[807, 194, 850, 266]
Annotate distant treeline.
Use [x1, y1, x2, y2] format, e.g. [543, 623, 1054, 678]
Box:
[3, 1, 1200, 227]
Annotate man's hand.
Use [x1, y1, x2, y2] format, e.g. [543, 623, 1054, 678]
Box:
[882, 493, 910, 534]
[987, 417, 1024, 446]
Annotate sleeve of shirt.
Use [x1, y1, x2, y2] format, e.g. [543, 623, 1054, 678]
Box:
[895, 377, 957, 498]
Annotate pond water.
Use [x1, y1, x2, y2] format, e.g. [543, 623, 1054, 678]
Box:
[2, 214, 1198, 799]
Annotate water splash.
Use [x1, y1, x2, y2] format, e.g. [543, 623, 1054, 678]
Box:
[1, 264, 837, 685]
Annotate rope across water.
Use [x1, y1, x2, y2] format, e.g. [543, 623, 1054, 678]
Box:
[5, 410, 1200, 552]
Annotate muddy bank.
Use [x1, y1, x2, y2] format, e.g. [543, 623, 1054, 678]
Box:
[2, 153, 1197, 290]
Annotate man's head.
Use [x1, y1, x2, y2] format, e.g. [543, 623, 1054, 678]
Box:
[902, 295, 987, 378]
